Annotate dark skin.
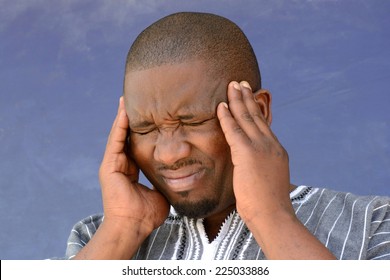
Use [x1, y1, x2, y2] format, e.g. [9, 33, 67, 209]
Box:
[73, 60, 336, 259]
[125, 62, 235, 239]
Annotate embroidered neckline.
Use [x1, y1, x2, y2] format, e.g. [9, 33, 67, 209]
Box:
[186, 209, 238, 245]
[169, 186, 316, 260]
[290, 185, 314, 203]
[212, 209, 238, 244]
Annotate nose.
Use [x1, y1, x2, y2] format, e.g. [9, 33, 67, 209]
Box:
[154, 129, 191, 166]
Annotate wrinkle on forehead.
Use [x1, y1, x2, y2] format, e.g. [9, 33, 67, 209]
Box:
[124, 61, 228, 125]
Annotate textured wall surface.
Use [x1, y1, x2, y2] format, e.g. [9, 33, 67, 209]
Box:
[1, 0, 389, 259]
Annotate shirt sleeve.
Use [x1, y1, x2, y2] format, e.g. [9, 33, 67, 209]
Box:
[366, 198, 390, 260]
[65, 214, 104, 259]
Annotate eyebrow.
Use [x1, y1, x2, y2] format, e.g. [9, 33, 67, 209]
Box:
[130, 113, 214, 129]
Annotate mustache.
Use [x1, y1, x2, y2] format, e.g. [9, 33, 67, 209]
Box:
[157, 158, 203, 171]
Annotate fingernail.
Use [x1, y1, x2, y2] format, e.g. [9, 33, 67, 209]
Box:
[240, 81, 252, 90]
[232, 81, 241, 90]
[221, 102, 228, 109]
[117, 97, 122, 112]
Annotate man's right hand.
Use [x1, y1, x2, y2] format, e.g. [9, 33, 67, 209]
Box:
[99, 96, 169, 232]
[74, 96, 169, 259]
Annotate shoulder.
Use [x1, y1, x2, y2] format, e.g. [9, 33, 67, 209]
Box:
[291, 185, 390, 232]
[292, 185, 390, 210]
[292, 186, 390, 259]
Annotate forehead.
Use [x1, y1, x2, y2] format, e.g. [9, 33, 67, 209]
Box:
[123, 61, 227, 121]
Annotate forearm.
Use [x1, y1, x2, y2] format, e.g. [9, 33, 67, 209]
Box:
[73, 218, 150, 260]
[247, 210, 336, 260]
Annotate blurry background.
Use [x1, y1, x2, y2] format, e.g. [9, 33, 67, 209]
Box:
[0, 0, 389, 259]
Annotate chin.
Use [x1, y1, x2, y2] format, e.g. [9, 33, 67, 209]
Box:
[172, 198, 219, 219]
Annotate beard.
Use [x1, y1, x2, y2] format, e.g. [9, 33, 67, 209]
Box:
[172, 197, 219, 219]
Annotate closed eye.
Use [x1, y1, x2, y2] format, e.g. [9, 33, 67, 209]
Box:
[131, 128, 157, 135]
[183, 121, 206, 126]
[182, 117, 216, 127]
[131, 117, 216, 134]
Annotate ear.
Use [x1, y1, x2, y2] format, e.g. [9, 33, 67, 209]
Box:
[253, 89, 272, 126]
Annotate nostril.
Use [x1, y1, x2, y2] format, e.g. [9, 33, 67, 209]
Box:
[154, 136, 191, 166]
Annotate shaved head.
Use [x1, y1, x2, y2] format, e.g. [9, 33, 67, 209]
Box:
[125, 12, 261, 90]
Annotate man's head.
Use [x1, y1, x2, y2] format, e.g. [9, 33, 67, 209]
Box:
[123, 12, 268, 219]
[125, 12, 261, 90]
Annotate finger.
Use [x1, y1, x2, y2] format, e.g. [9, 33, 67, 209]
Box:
[242, 83, 283, 146]
[240, 81, 272, 135]
[105, 96, 129, 157]
[227, 81, 263, 140]
[217, 101, 251, 155]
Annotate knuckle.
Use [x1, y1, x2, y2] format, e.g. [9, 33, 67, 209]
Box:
[240, 112, 254, 122]
[252, 112, 264, 120]
[252, 141, 269, 155]
[232, 125, 245, 135]
[250, 138, 288, 159]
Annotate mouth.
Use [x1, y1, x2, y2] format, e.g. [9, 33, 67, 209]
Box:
[161, 168, 206, 193]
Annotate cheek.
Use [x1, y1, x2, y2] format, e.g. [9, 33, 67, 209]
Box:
[200, 127, 232, 167]
[130, 135, 155, 169]
[209, 122, 230, 152]
[211, 132, 230, 157]
[204, 129, 234, 198]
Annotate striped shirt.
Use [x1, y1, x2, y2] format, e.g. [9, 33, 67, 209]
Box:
[65, 186, 390, 260]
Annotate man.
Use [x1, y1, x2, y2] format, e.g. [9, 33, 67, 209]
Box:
[65, 12, 390, 260]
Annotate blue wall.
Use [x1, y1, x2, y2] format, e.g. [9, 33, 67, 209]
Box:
[1, 0, 389, 259]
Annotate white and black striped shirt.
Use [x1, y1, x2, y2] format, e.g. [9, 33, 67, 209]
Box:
[65, 186, 390, 260]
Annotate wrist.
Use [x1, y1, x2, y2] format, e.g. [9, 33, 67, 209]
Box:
[102, 216, 154, 241]
[238, 201, 296, 227]
[73, 216, 153, 260]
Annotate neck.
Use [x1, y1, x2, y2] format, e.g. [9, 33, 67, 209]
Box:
[203, 204, 236, 241]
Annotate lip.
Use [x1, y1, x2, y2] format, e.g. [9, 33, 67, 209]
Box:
[162, 169, 206, 193]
